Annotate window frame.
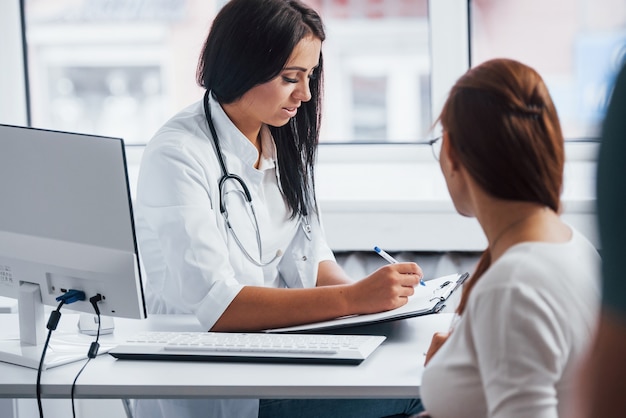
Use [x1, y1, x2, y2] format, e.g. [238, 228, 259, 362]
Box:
[0, 0, 28, 126]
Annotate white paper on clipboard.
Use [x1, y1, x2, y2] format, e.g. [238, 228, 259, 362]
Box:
[267, 272, 469, 333]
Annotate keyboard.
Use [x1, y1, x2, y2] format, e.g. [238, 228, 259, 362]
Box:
[109, 331, 386, 365]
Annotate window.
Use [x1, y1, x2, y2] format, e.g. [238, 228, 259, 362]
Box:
[311, 0, 431, 142]
[12, 1, 623, 143]
[1, 0, 601, 251]
[24, 0, 212, 145]
[470, 0, 626, 139]
[23, 0, 433, 144]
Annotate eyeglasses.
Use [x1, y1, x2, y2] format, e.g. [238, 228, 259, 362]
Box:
[428, 136, 442, 161]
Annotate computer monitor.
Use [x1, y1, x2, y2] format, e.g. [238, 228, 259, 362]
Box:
[0, 124, 147, 369]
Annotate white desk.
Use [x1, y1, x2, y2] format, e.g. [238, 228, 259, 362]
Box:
[0, 312, 453, 400]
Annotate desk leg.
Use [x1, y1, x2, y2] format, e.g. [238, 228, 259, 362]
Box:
[122, 399, 134, 418]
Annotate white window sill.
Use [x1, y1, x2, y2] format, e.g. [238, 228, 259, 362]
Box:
[315, 143, 598, 251]
[126, 142, 599, 252]
[318, 197, 596, 252]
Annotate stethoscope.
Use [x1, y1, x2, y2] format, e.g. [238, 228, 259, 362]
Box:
[202, 91, 312, 267]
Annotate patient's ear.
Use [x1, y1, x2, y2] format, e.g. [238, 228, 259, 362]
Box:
[441, 132, 461, 174]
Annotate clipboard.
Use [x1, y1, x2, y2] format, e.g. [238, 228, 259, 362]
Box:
[267, 272, 469, 333]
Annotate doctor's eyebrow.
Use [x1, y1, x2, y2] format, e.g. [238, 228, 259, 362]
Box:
[282, 65, 319, 72]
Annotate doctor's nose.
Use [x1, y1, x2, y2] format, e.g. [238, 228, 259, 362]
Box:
[294, 79, 312, 102]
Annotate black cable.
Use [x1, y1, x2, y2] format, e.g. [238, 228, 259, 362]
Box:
[36, 300, 65, 418]
[70, 357, 93, 418]
[35, 289, 85, 418]
[71, 294, 103, 418]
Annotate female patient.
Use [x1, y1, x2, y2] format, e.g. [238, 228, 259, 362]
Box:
[420, 58, 600, 418]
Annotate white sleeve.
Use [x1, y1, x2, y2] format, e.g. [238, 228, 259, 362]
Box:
[468, 277, 567, 418]
[136, 140, 244, 330]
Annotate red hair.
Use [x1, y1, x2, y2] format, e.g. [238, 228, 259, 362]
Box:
[438, 58, 565, 314]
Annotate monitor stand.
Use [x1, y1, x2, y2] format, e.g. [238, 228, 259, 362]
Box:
[0, 282, 108, 370]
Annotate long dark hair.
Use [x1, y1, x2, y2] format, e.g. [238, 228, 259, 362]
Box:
[438, 58, 565, 314]
[197, 0, 325, 219]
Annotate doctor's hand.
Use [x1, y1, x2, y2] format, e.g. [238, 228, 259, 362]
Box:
[347, 263, 423, 315]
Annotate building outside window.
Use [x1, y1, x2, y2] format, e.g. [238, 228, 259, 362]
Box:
[24, 0, 431, 144]
[15, 0, 626, 145]
[470, 0, 626, 139]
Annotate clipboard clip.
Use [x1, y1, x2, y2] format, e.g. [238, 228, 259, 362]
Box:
[429, 280, 453, 302]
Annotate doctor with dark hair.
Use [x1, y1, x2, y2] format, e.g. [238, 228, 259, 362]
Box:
[133, 0, 424, 417]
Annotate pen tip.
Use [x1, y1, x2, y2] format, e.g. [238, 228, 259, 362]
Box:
[374, 246, 381, 252]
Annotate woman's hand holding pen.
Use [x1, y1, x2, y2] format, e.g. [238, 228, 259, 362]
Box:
[347, 262, 423, 315]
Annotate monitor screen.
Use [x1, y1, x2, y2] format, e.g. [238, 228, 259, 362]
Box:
[0, 124, 146, 368]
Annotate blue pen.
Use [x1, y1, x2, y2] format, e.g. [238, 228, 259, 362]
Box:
[373, 246, 426, 286]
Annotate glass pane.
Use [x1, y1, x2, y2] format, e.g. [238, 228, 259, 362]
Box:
[25, 0, 431, 144]
[310, 0, 431, 142]
[470, 0, 626, 139]
[24, 0, 214, 145]
[352, 74, 387, 141]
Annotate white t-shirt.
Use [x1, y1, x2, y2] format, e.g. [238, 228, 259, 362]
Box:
[421, 228, 600, 418]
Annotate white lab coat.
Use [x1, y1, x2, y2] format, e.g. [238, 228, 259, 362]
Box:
[133, 93, 335, 418]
